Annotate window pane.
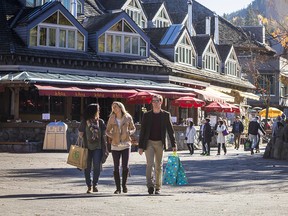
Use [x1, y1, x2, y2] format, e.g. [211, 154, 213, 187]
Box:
[49, 28, 56, 47]
[107, 35, 113, 52]
[43, 12, 57, 24]
[59, 29, 66, 47]
[59, 12, 73, 26]
[39, 27, 47, 46]
[29, 27, 38, 46]
[115, 35, 121, 53]
[98, 34, 105, 52]
[132, 37, 138, 54]
[110, 21, 122, 32]
[68, 30, 75, 48]
[124, 36, 131, 53]
[77, 31, 84, 50]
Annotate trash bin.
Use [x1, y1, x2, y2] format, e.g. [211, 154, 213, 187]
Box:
[43, 121, 68, 150]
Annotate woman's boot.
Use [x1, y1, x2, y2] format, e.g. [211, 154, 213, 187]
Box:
[122, 169, 129, 193]
[113, 171, 121, 194]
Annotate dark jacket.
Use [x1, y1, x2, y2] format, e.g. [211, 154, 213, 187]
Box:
[232, 120, 244, 134]
[138, 109, 176, 150]
[203, 122, 212, 143]
[248, 120, 265, 136]
[79, 118, 109, 164]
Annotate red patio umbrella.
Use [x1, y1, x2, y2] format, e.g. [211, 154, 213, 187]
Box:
[225, 103, 240, 113]
[126, 91, 156, 104]
[171, 96, 206, 108]
[202, 101, 232, 112]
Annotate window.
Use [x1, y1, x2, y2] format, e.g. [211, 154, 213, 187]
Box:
[175, 35, 196, 66]
[154, 8, 171, 28]
[225, 52, 240, 77]
[125, 0, 147, 28]
[97, 19, 147, 57]
[258, 74, 276, 95]
[19, 88, 64, 115]
[202, 44, 220, 72]
[29, 11, 85, 51]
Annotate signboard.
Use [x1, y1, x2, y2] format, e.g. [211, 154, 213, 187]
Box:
[42, 113, 50, 120]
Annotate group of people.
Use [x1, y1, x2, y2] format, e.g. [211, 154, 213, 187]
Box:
[78, 94, 177, 195]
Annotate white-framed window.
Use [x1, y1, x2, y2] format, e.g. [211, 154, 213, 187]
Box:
[98, 19, 147, 57]
[29, 11, 85, 51]
[125, 0, 147, 28]
[154, 8, 171, 28]
[225, 52, 240, 77]
[202, 44, 220, 72]
[175, 35, 196, 66]
[34, 0, 83, 14]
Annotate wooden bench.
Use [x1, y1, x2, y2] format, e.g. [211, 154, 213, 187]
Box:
[0, 141, 27, 145]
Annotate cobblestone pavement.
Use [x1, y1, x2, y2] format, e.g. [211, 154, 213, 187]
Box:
[1, 144, 288, 216]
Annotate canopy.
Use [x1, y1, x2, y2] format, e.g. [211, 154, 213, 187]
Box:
[171, 96, 206, 108]
[126, 91, 156, 104]
[202, 101, 232, 112]
[258, 107, 283, 118]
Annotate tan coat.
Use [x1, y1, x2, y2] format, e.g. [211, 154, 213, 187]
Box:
[106, 114, 136, 146]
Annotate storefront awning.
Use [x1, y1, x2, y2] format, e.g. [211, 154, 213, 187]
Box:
[193, 88, 234, 103]
[232, 90, 260, 101]
[35, 84, 138, 98]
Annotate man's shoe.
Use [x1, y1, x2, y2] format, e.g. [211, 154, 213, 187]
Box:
[200, 153, 205, 156]
[86, 186, 92, 194]
[148, 187, 154, 195]
[217, 153, 220, 155]
[251, 150, 254, 155]
[155, 189, 161, 195]
[92, 186, 98, 192]
[205, 153, 210, 156]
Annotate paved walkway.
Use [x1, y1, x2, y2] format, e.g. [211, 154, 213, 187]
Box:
[1, 144, 288, 216]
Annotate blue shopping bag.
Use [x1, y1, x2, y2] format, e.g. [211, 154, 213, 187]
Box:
[163, 152, 188, 185]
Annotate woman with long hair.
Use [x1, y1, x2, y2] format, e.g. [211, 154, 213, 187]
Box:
[78, 103, 109, 193]
[106, 101, 136, 194]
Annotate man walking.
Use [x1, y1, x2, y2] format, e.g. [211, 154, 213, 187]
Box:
[248, 117, 265, 155]
[202, 118, 213, 156]
[138, 94, 177, 195]
[231, 116, 244, 150]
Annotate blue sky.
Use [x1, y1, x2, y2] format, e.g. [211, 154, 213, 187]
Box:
[196, 0, 253, 16]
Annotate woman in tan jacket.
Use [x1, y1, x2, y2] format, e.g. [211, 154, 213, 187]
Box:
[106, 101, 136, 194]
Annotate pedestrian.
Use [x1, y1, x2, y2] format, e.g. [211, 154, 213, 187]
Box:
[138, 94, 177, 195]
[216, 118, 227, 155]
[106, 101, 136, 194]
[78, 103, 109, 193]
[185, 120, 197, 155]
[248, 116, 265, 155]
[231, 116, 244, 150]
[199, 119, 206, 155]
[272, 115, 282, 144]
[202, 118, 213, 156]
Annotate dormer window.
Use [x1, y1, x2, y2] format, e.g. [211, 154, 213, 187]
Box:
[125, 0, 147, 28]
[98, 19, 147, 57]
[154, 8, 171, 28]
[29, 11, 85, 51]
[225, 52, 240, 77]
[202, 44, 220, 72]
[175, 35, 196, 66]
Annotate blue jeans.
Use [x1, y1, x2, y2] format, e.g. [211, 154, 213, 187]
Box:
[85, 149, 102, 187]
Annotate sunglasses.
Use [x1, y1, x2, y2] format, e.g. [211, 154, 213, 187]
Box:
[152, 100, 160, 103]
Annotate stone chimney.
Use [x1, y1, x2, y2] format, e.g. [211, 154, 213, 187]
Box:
[214, 13, 219, 44]
[187, 0, 193, 36]
[205, 17, 211, 35]
[71, 0, 77, 17]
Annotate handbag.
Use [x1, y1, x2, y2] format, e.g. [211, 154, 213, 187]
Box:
[67, 138, 88, 170]
[222, 129, 229, 136]
[163, 152, 188, 186]
[244, 139, 252, 151]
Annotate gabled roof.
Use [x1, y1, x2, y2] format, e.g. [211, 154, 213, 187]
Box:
[97, 0, 127, 11]
[216, 45, 233, 62]
[159, 24, 184, 46]
[192, 35, 211, 56]
[142, 2, 163, 20]
[82, 11, 149, 42]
